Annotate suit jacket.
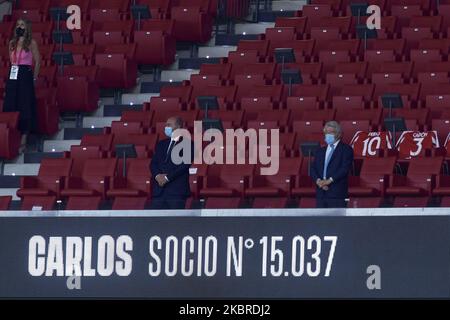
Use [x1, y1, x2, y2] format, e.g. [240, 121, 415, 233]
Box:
[150, 137, 194, 198]
[310, 141, 354, 199]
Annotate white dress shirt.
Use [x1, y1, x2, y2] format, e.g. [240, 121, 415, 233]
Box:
[323, 139, 340, 180]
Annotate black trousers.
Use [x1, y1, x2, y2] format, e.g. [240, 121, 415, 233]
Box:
[316, 198, 347, 208]
[2, 65, 37, 134]
[150, 196, 187, 210]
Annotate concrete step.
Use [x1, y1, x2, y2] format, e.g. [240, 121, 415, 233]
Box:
[235, 22, 275, 35]
[3, 164, 40, 176]
[198, 46, 237, 58]
[0, 188, 20, 200]
[272, 0, 306, 11]
[63, 128, 104, 140]
[23, 152, 64, 164]
[43, 140, 80, 153]
[161, 70, 199, 82]
[83, 116, 121, 129]
[121, 93, 159, 105]
[103, 104, 143, 117]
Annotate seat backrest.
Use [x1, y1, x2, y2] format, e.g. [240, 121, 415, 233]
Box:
[408, 157, 443, 176]
[0, 112, 19, 129]
[82, 159, 117, 177]
[360, 157, 396, 176]
[38, 158, 72, 177]
[80, 134, 113, 152]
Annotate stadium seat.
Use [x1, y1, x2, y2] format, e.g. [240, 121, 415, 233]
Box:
[171, 6, 213, 42]
[95, 53, 138, 89]
[21, 196, 56, 211]
[112, 197, 147, 210]
[134, 20, 176, 65]
[237, 40, 270, 58]
[64, 146, 104, 177]
[61, 159, 117, 200]
[392, 196, 430, 207]
[17, 158, 72, 200]
[107, 158, 151, 199]
[245, 157, 302, 197]
[65, 196, 102, 210]
[204, 197, 241, 209]
[348, 157, 396, 197]
[199, 164, 254, 198]
[0, 196, 11, 210]
[56, 71, 100, 112]
[0, 112, 21, 160]
[252, 197, 288, 208]
[348, 197, 383, 208]
[80, 134, 113, 152]
[386, 157, 443, 196]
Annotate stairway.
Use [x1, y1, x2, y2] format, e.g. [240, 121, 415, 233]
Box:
[0, 0, 308, 208]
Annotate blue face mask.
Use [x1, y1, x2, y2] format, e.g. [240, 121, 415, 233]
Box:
[164, 126, 173, 138]
[325, 133, 335, 145]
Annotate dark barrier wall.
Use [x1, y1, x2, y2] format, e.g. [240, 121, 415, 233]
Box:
[0, 216, 449, 298]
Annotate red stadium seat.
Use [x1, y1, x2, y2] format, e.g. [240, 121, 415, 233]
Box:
[17, 158, 72, 199]
[409, 15, 443, 33]
[160, 85, 193, 104]
[134, 20, 176, 65]
[65, 196, 102, 210]
[310, 27, 341, 53]
[301, 5, 334, 28]
[324, 39, 360, 56]
[61, 159, 117, 200]
[401, 27, 433, 51]
[80, 134, 113, 152]
[340, 120, 372, 144]
[392, 196, 429, 207]
[120, 110, 153, 129]
[348, 157, 396, 197]
[274, 17, 307, 33]
[348, 197, 383, 208]
[56, 66, 100, 112]
[171, 6, 213, 42]
[237, 40, 270, 58]
[64, 145, 104, 177]
[334, 62, 368, 80]
[252, 197, 288, 208]
[0, 112, 21, 160]
[204, 197, 241, 209]
[112, 197, 147, 210]
[21, 196, 56, 210]
[391, 5, 424, 29]
[189, 163, 208, 199]
[245, 157, 302, 197]
[199, 164, 254, 198]
[332, 96, 365, 110]
[298, 197, 316, 208]
[386, 157, 443, 196]
[318, 50, 351, 73]
[95, 53, 137, 89]
[265, 27, 298, 50]
[367, 39, 406, 56]
[145, 97, 184, 112]
[227, 50, 261, 66]
[107, 158, 151, 199]
[0, 196, 11, 210]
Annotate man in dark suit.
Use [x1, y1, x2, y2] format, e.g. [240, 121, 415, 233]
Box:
[310, 121, 354, 208]
[150, 117, 194, 209]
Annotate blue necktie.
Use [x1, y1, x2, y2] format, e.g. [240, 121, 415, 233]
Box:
[323, 144, 335, 179]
